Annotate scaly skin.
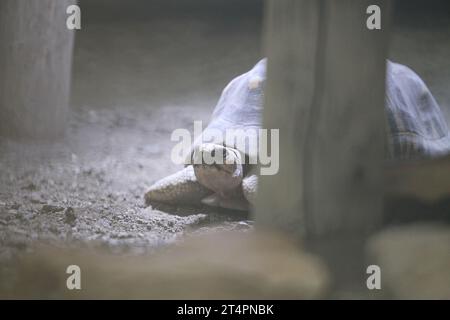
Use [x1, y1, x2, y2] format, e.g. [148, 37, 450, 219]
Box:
[145, 165, 211, 205]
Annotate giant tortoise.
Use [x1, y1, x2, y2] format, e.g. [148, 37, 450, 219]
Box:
[145, 59, 450, 210]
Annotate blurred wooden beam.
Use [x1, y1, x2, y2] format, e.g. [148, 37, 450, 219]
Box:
[255, 0, 390, 296]
[0, 0, 76, 139]
[256, 0, 390, 238]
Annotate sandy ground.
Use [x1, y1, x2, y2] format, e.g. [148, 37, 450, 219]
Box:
[1, 6, 450, 297]
[0, 16, 264, 262]
[0, 105, 254, 261]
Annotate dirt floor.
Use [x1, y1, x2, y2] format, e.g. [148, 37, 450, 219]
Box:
[0, 104, 255, 260]
[1, 4, 450, 296]
[0, 14, 264, 262]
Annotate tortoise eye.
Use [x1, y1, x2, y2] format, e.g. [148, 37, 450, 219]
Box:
[209, 148, 227, 162]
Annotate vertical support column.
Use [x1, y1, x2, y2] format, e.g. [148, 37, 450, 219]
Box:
[256, 0, 390, 293]
[0, 0, 76, 139]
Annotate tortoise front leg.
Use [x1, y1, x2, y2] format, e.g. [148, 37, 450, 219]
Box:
[242, 174, 258, 205]
[145, 165, 212, 206]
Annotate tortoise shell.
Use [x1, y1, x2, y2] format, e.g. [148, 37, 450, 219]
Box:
[386, 61, 450, 159]
[190, 59, 450, 162]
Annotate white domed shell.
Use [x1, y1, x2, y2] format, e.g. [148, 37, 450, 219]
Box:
[189, 59, 450, 163]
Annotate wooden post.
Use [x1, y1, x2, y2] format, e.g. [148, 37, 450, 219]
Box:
[256, 0, 390, 293]
[0, 0, 76, 139]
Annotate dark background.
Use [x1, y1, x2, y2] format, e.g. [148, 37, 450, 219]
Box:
[73, 0, 450, 120]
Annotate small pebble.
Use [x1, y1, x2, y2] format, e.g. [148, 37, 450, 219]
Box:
[22, 183, 37, 191]
[65, 207, 77, 225]
[30, 193, 45, 204]
[41, 204, 64, 214]
[117, 232, 131, 239]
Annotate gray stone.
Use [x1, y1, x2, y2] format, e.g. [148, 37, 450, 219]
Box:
[367, 223, 450, 299]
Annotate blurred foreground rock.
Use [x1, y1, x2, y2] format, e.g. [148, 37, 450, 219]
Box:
[367, 224, 450, 299]
[0, 231, 329, 299]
